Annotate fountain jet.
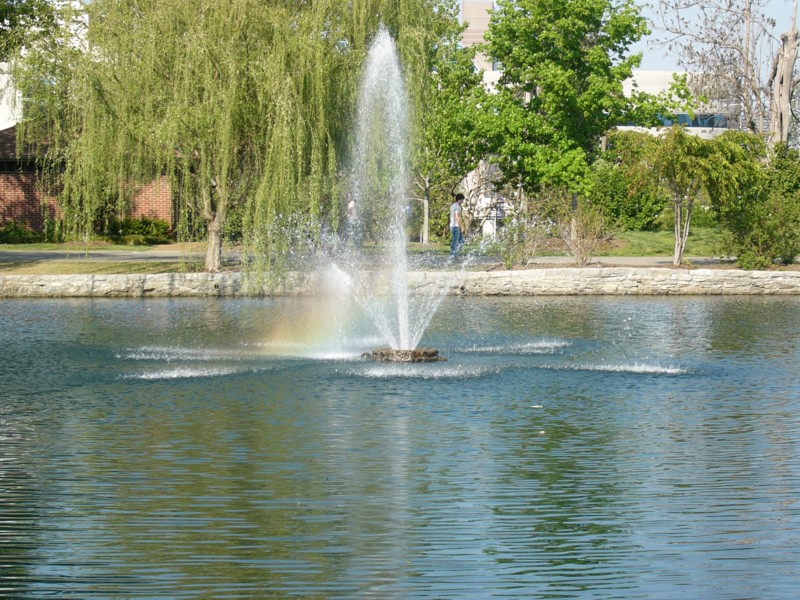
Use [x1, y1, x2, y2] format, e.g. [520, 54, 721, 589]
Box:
[333, 26, 449, 362]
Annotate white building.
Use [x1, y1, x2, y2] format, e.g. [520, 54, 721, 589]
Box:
[460, 0, 501, 90]
[0, 63, 22, 130]
[620, 70, 734, 140]
[460, 1, 505, 237]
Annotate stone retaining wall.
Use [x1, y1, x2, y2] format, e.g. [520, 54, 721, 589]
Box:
[443, 268, 800, 296]
[2, 267, 800, 298]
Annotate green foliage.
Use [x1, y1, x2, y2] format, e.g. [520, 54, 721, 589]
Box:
[705, 134, 800, 268]
[770, 143, 800, 200]
[0, 221, 43, 243]
[42, 216, 63, 243]
[654, 127, 709, 200]
[652, 126, 710, 264]
[427, 205, 451, 243]
[591, 159, 661, 230]
[108, 217, 172, 245]
[683, 203, 718, 228]
[0, 0, 56, 60]
[591, 131, 668, 230]
[8, 1, 84, 171]
[223, 204, 246, 245]
[411, 15, 489, 241]
[482, 0, 653, 194]
[13, 0, 465, 272]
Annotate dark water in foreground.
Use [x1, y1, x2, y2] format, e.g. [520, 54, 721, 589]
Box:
[1, 296, 799, 599]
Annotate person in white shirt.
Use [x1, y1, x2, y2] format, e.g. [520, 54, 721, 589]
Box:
[449, 193, 464, 259]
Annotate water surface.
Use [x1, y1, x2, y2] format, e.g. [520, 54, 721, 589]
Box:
[1, 296, 799, 598]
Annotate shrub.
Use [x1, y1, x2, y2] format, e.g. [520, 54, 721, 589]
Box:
[428, 207, 451, 244]
[767, 144, 800, 265]
[108, 217, 172, 244]
[706, 135, 800, 268]
[490, 217, 552, 268]
[591, 158, 666, 231]
[0, 221, 43, 244]
[42, 217, 65, 243]
[594, 131, 670, 231]
[557, 202, 609, 266]
[224, 204, 245, 244]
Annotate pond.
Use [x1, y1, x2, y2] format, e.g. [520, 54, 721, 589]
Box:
[1, 296, 799, 599]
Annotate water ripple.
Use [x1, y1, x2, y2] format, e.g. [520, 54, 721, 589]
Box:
[122, 366, 250, 380]
[461, 339, 571, 354]
[2, 296, 799, 599]
[560, 362, 689, 375]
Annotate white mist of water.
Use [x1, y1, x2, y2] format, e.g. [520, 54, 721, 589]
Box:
[353, 26, 411, 349]
[327, 25, 451, 352]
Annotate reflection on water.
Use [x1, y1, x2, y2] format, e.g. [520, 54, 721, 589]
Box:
[1, 296, 799, 599]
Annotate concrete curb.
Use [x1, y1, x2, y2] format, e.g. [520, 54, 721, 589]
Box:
[2, 267, 800, 298]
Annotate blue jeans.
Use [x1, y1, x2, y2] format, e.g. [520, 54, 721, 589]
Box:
[450, 227, 463, 256]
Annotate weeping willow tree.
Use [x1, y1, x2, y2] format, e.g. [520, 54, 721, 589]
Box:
[12, 0, 463, 273]
[71, 0, 356, 273]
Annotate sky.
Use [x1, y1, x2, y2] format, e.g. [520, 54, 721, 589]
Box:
[634, 0, 795, 70]
[460, 0, 795, 71]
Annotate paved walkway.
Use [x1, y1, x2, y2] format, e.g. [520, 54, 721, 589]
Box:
[525, 255, 730, 268]
[0, 248, 206, 263]
[0, 246, 728, 269]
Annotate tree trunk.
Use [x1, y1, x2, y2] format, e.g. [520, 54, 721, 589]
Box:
[768, 0, 798, 146]
[743, 0, 754, 131]
[674, 196, 695, 265]
[421, 179, 430, 244]
[570, 192, 578, 244]
[205, 210, 223, 273]
[673, 197, 683, 265]
[202, 183, 226, 273]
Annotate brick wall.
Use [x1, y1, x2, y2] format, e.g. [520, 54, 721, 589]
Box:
[129, 176, 174, 225]
[0, 171, 59, 231]
[0, 172, 174, 232]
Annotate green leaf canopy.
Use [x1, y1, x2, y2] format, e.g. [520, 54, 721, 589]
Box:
[13, 0, 463, 271]
[483, 0, 650, 193]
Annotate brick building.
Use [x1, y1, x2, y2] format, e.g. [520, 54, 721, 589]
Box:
[127, 175, 174, 226]
[0, 124, 175, 233]
[0, 125, 59, 231]
[1, 60, 175, 233]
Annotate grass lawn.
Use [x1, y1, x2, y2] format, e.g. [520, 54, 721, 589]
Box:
[0, 242, 155, 253]
[0, 260, 205, 275]
[409, 227, 730, 258]
[605, 227, 729, 257]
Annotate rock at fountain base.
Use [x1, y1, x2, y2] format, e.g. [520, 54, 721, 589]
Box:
[361, 348, 446, 363]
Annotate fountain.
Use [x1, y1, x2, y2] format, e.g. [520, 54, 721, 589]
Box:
[327, 26, 449, 363]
